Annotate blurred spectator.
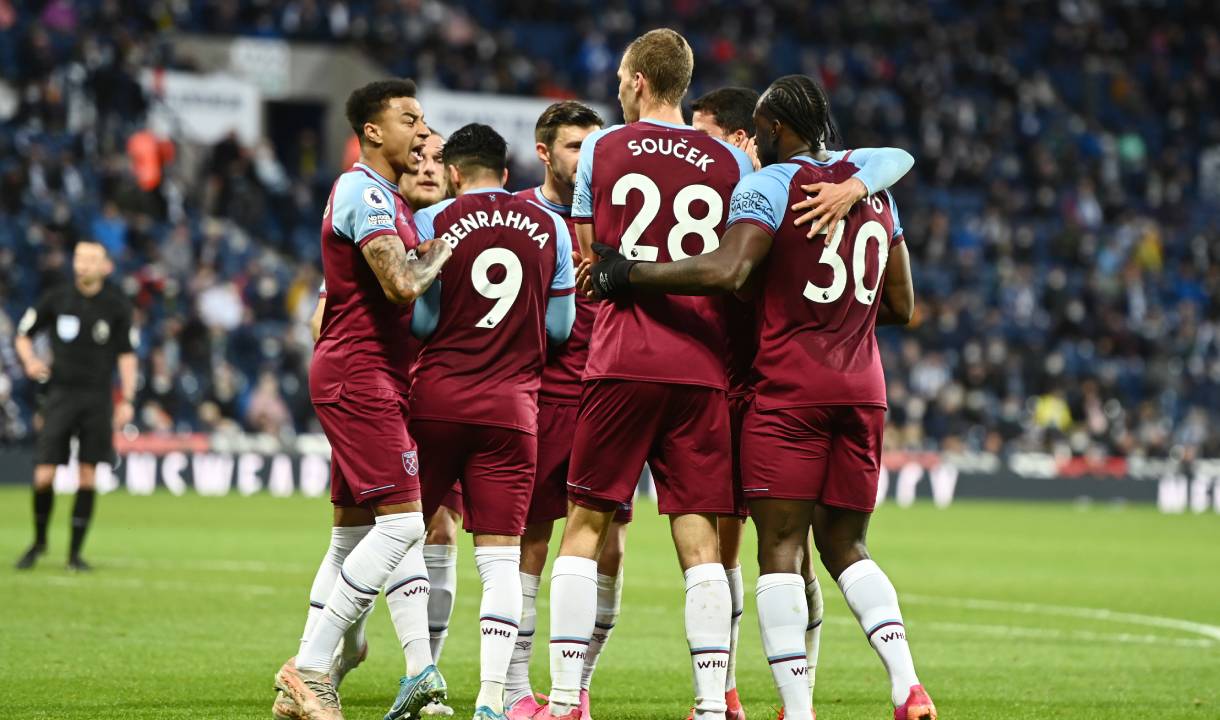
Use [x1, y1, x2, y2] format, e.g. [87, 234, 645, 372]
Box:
[0, 0, 1218, 460]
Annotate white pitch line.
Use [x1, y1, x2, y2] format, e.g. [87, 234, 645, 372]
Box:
[924, 619, 1214, 649]
[905, 594, 1220, 642]
[13, 573, 279, 596]
[96, 556, 315, 574]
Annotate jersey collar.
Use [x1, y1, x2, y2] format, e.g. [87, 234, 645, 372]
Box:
[637, 118, 692, 130]
[464, 186, 511, 196]
[531, 186, 571, 214]
[352, 162, 402, 195]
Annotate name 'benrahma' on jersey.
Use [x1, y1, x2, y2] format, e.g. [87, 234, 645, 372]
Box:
[573, 119, 754, 390]
[408, 187, 575, 434]
[727, 152, 905, 411]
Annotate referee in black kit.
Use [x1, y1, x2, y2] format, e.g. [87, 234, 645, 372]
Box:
[14, 239, 137, 571]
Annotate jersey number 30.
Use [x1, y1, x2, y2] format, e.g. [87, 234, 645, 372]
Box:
[805, 214, 891, 306]
[472, 248, 522, 328]
[611, 173, 722, 261]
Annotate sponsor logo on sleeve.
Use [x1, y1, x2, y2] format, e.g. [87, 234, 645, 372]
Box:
[730, 189, 773, 219]
[367, 211, 394, 227]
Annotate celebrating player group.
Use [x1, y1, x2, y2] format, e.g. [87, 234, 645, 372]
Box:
[272, 26, 935, 720]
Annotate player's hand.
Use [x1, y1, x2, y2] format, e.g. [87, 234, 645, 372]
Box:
[588, 242, 638, 300]
[792, 177, 869, 242]
[574, 252, 595, 297]
[113, 400, 134, 429]
[418, 238, 453, 260]
[22, 358, 50, 383]
[741, 136, 761, 171]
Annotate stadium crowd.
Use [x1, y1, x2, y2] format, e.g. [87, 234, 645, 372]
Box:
[1, 0, 1218, 459]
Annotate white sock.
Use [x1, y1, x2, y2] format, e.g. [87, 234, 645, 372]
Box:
[581, 569, 622, 691]
[475, 546, 523, 713]
[300, 526, 372, 659]
[725, 565, 744, 693]
[685, 562, 731, 718]
[506, 572, 541, 707]
[548, 556, 597, 715]
[424, 544, 458, 663]
[805, 576, 824, 694]
[386, 540, 434, 677]
[296, 512, 424, 673]
[757, 573, 814, 720]
[837, 559, 920, 707]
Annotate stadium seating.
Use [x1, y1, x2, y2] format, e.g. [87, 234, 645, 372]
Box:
[1, 0, 1218, 459]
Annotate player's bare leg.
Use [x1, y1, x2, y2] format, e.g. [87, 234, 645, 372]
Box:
[812, 504, 935, 720]
[546, 504, 615, 718]
[751, 499, 816, 720]
[670, 512, 731, 720]
[16, 464, 58, 570]
[800, 530, 823, 702]
[277, 500, 428, 720]
[506, 520, 553, 718]
[467, 533, 524, 719]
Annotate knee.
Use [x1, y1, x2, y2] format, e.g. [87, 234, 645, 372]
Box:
[426, 509, 459, 545]
[817, 540, 869, 581]
[77, 465, 96, 490]
[33, 465, 55, 489]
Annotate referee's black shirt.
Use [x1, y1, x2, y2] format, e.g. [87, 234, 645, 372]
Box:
[17, 282, 135, 389]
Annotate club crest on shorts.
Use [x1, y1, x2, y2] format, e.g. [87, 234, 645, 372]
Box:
[402, 450, 419, 476]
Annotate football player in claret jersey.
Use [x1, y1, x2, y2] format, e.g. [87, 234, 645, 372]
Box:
[306, 131, 463, 708]
[688, 87, 915, 718]
[545, 29, 755, 720]
[503, 101, 630, 720]
[408, 123, 576, 720]
[273, 79, 452, 720]
[586, 75, 935, 720]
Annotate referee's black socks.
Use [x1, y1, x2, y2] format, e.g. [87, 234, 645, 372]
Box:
[69, 488, 96, 560]
[32, 486, 53, 549]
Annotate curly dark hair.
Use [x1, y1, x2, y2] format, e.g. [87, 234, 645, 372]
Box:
[443, 123, 508, 175]
[344, 78, 419, 141]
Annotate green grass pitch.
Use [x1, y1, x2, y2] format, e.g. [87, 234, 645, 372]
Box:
[3, 487, 1218, 719]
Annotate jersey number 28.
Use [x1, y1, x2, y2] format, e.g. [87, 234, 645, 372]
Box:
[611, 173, 723, 261]
[805, 205, 891, 306]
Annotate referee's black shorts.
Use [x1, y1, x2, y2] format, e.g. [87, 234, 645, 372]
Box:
[36, 386, 114, 466]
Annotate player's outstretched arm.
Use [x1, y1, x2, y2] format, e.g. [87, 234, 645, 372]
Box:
[876, 240, 914, 326]
[362, 236, 452, 305]
[792, 147, 915, 240]
[410, 281, 442, 339]
[310, 297, 325, 342]
[589, 223, 773, 298]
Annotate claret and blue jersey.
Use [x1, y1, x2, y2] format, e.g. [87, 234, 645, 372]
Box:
[725, 151, 906, 412]
[406, 187, 575, 435]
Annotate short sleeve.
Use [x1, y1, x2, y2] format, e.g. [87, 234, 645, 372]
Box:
[726, 167, 793, 235]
[549, 213, 575, 295]
[16, 290, 56, 337]
[411, 199, 454, 244]
[883, 189, 904, 241]
[713, 138, 756, 181]
[842, 147, 915, 196]
[332, 174, 400, 247]
[572, 126, 619, 222]
[113, 295, 135, 353]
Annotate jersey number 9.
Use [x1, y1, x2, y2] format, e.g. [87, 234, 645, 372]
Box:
[472, 248, 523, 328]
